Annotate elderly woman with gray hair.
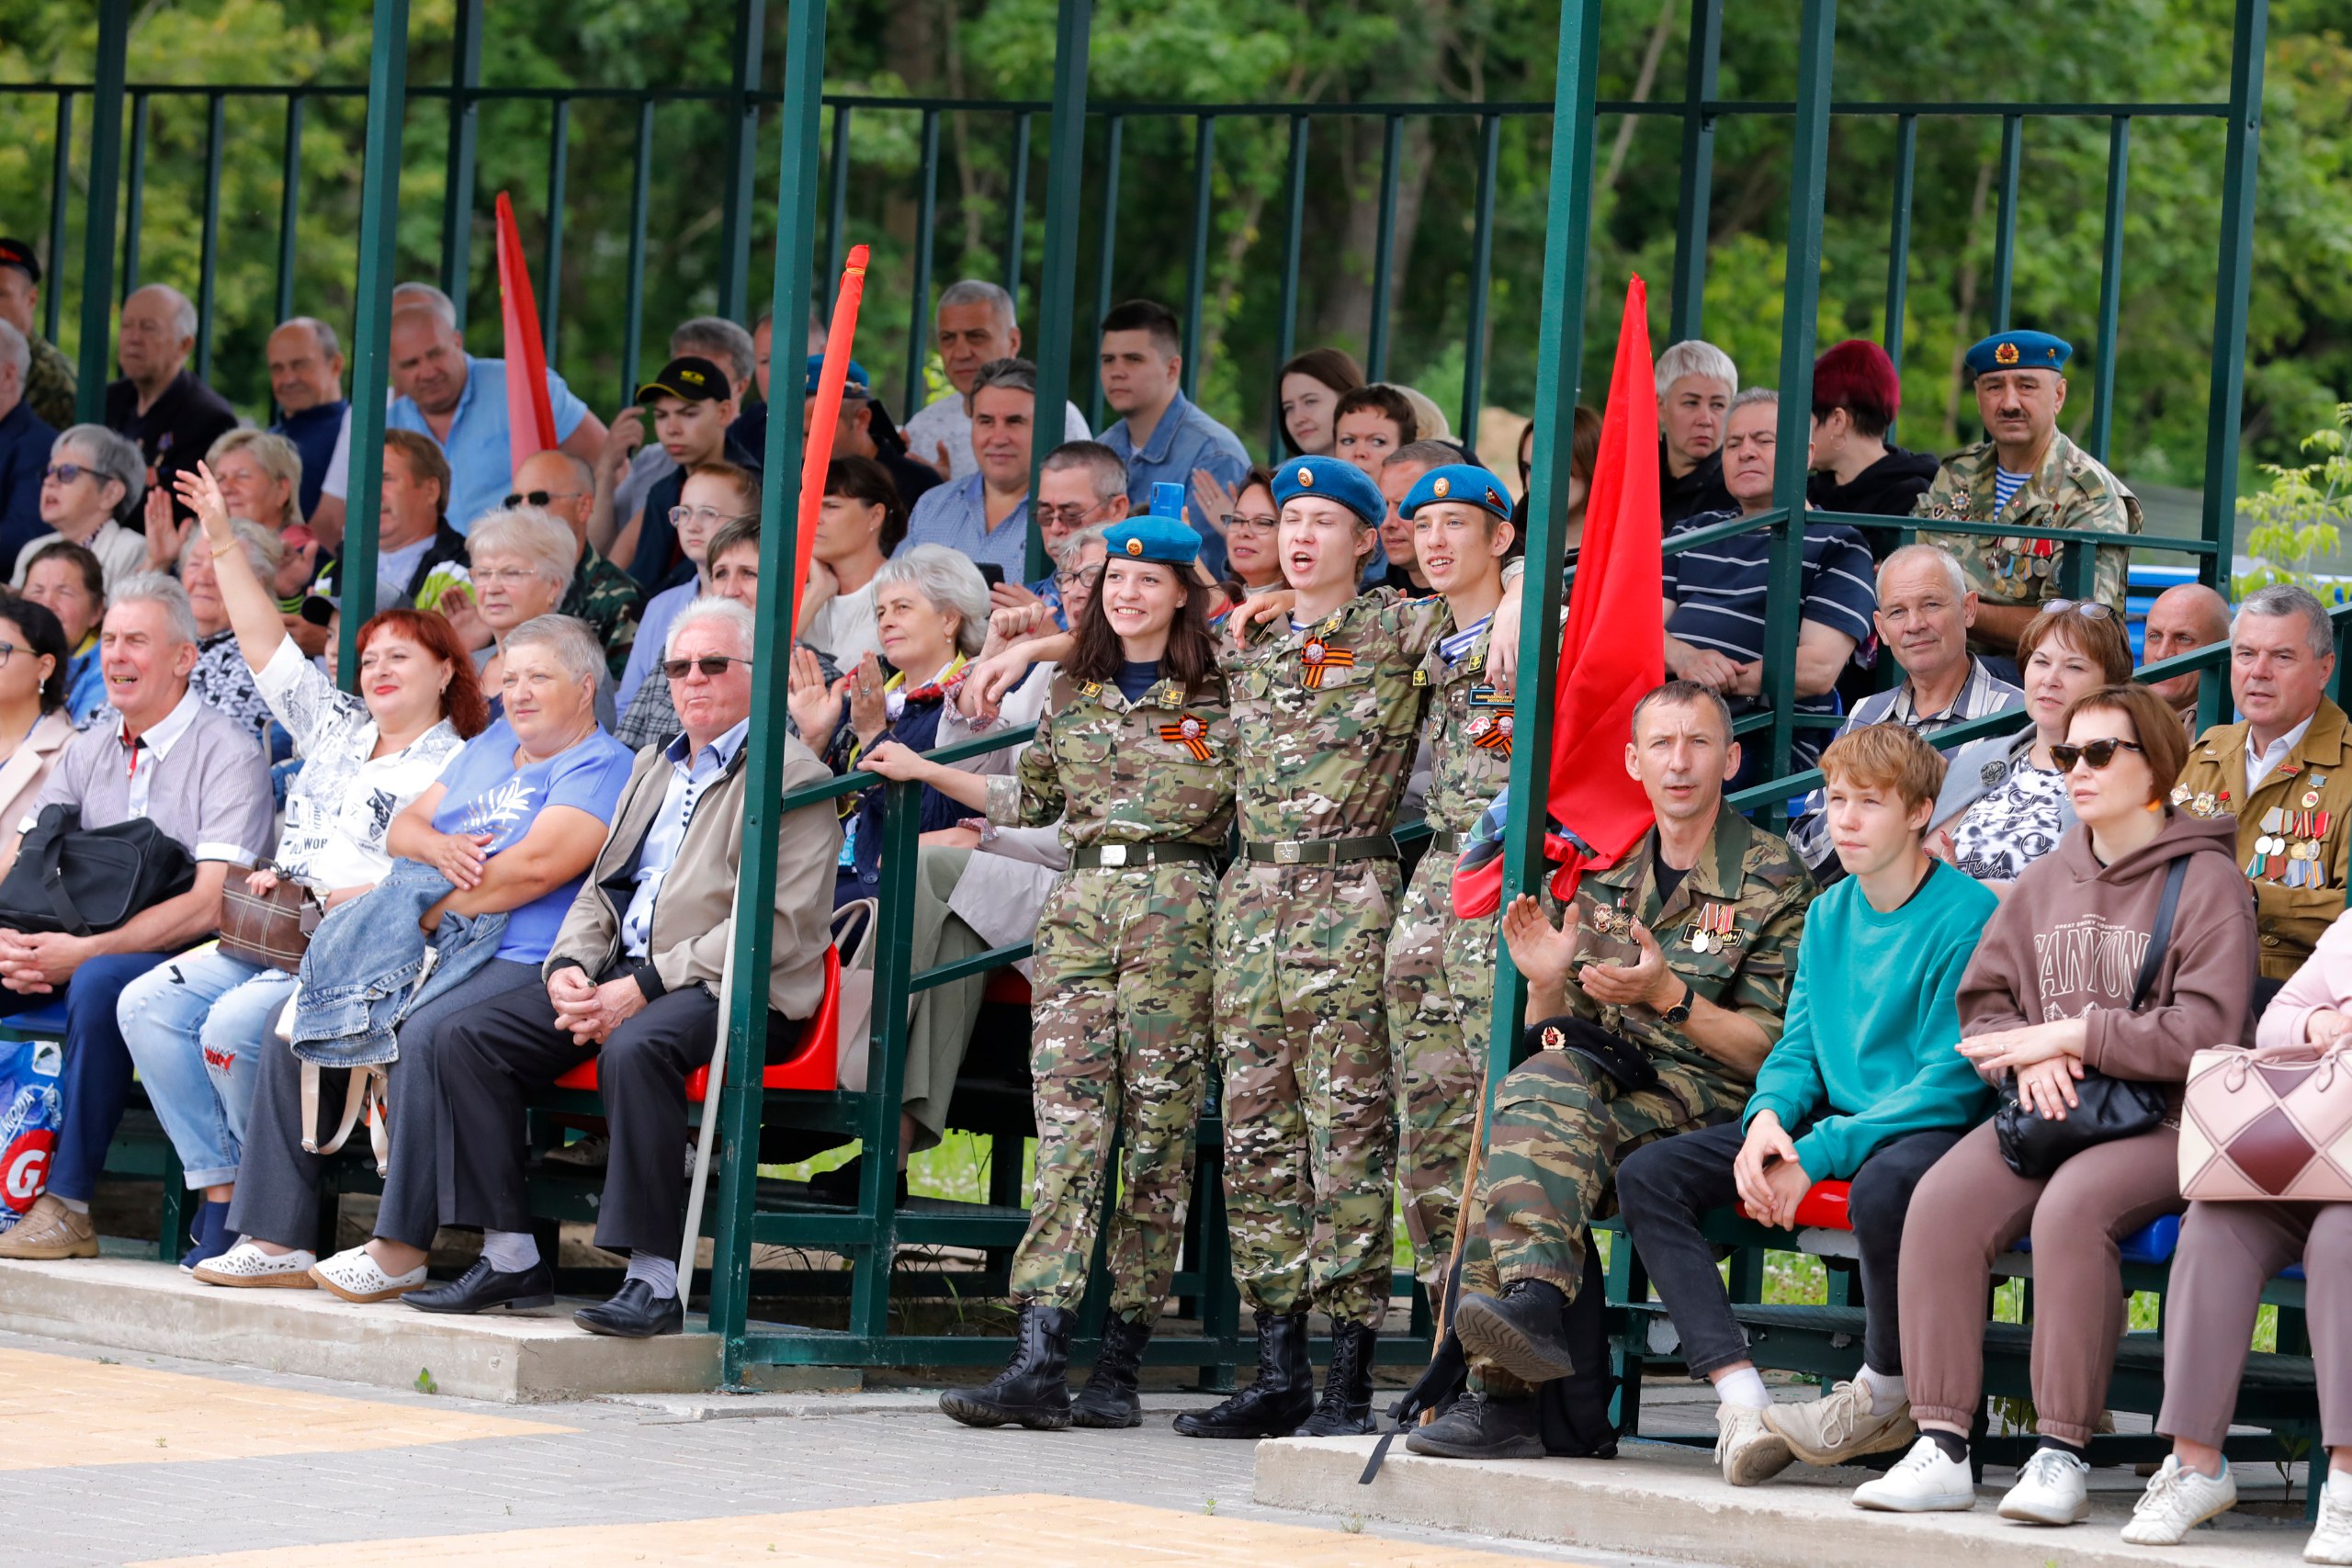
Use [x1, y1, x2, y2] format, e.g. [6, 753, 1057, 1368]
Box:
[12, 423, 148, 590]
[448, 506, 617, 730]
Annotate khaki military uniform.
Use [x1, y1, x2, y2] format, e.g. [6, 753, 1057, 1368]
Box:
[1216, 589, 1451, 1330]
[985, 671, 1235, 1324]
[2173, 700, 2352, 981]
[22, 333, 76, 432]
[1914, 430, 2143, 639]
[561, 543, 647, 682]
[1459, 809, 1812, 1392]
[1385, 617, 1512, 1291]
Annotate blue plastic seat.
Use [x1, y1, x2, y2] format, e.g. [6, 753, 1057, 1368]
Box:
[2281, 1262, 2306, 1281]
[0, 1000, 72, 1038]
[2016, 1213, 2180, 1265]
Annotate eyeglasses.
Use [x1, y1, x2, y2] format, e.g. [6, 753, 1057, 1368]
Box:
[660, 655, 752, 680]
[42, 463, 91, 486]
[1035, 502, 1105, 529]
[472, 567, 548, 588]
[1053, 565, 1103, 592]
[2043, 600, 2114, 621]
[504, 489, 588, 509]
[1222, 513, 1280, 535]
[2049, 738, 2145, 772]
[669, 505, 752, 529]
[0, 641, 22, 666]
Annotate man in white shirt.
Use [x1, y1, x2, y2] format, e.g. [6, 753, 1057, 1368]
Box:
[900, 280, 1089, 483]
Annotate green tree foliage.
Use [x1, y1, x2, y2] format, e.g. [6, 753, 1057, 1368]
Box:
[1, 0, 2345, 493]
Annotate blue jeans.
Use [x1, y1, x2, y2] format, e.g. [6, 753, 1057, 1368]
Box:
[0, 950, 171, 1203]
[118, 945, 296, 1190]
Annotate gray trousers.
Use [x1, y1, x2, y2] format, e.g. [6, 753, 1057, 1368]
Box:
[2156, 1200, 2352, 1452]
[228, 959, 539, 1251]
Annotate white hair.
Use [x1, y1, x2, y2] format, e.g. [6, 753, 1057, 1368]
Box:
[54, 423, 146, 520]
[1053, 524, 1111, 572]
[1386, 383, 1452, 441]
[390, 281, 458, 327]
[671, 317, 757, 384]
[501, 614, 605, 686]
[2234, 583, 2335, 661]
[875, 544, 991, 657]
[467, 506, 579, 587]
[130, 284, 198, 344]
[1730, 387, 1779, 413]
[1655, 339, 1738, 401]
[185, 517, 282, 584]
[1877, 542, 1968, 600]
[0, 319, 27, 387]
[107, 571, 199, 648]
[274, 314, 342, 361]
[665, 595, 755, 660]
[937, 278, 1016, 328]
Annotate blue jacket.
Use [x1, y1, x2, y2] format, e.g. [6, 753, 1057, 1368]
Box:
[290, 858, 509, 1068]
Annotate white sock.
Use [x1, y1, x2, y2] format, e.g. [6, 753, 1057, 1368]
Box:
[481, 1230, 540, 1273]
[626, 1252, 679, 1297]
[1858, 1365, 1906, 1415]
[55, 1196, 89, 1215]
[1714, 1367, 1772, 1410]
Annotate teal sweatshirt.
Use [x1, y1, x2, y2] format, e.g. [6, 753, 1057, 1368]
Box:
[1741, 858, 1998, 1180]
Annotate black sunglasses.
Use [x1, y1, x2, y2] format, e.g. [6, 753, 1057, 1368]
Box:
[2049, 738, 2145, 772]
[503, 489, 587, 509]
[660, 654, 752, 680]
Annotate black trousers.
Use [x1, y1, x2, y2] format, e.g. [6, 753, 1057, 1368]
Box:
[1614, 1118, 1963, 1379]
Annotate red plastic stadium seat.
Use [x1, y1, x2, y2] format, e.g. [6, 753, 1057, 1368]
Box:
[1736, 1178, 1852, 1230]
[552, 945, 842, 1100]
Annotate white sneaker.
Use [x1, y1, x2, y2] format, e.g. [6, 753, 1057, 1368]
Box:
[1716, 1402, 1794, 1487]
[1999, 1446, 2091, 1525]
[2308, 1471, 2352, 1565]
[2120, 1454, 2237, 1545]
[1852, 1435, 1977, 1512]
[1765, 1378, 1917, 1466]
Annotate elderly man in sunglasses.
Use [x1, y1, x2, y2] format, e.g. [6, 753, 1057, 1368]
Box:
[425, 595, 840, 1337]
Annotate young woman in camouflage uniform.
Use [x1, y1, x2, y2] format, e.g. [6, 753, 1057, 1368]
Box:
[865, 504, 1233, 1433]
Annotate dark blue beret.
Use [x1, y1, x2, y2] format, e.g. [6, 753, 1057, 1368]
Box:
[1964, 330, 2071, 375]
[1400, 463, 1513, 522]
[1271, 456, 1384, 526]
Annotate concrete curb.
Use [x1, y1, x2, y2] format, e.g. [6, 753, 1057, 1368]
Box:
[1253, 1434, 2313, 1567]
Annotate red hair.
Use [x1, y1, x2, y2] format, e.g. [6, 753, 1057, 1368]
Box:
[1812, 339, 1902, 439]
[356, 608, 490, 738]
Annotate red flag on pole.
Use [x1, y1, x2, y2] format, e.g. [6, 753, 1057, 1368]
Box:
[1541, 276, 1668, 903]
[494, 192, 559, 473]
[792, 245, 870, 642]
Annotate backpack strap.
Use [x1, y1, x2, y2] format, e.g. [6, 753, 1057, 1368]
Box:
[2129, 856, 2190, 1012]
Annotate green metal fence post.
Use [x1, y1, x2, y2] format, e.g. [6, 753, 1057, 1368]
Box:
[274, 96, 305, 332]
[718, 0, 769, 325]
[1266, 113, 1307, 461]
[1668, 0, 1723, 345]
[121, 91, 147, 298]
[1367, 114, 1403, 381]
[711, 0, 826, 1385]
[1491, 0, 1600, 1092]
[1181, 115, 1216, 401]
[621, 99, 655, 408]
[338, 0, 413, 679]
[824, 103, 853, 315]
[1004, 112, 1032, 299]
[2199, 0, 2268, 589]
[74, 0, 130, 423]
[1991, 114, 2021, 331]
[1460, 113, 1501, 442]
[195, 95, 226, 384]
[2089, 116, 2132, 466]
[44, 93, 72, 345]
[902, 109, 940, 419]
[440, 0, 482, 330]
[1883, 114, 1916, 381]
[1089, 114, 1123, 431]
[1030, 0, 1095, 533]
[1764, 0, 1838, 793]
[542, 100, 571, 367]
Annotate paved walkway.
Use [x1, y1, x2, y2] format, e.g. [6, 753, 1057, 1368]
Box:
[1, 1328, 1707, 1568]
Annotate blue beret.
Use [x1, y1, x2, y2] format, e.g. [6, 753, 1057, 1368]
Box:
[1401, 462, 1513, 522]
[1272, 456, 1384, 526]
[1964, 330, 2071, 376]
[805, 353, 872, 395]
[1102, 482, 1201, 566]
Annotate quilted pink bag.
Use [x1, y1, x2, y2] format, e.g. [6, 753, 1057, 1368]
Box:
[2178, 1043, 2352, 1201]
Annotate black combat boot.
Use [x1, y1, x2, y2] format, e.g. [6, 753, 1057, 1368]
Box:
[939, 1302, 1074, 1430]
[1070, 1313, 1152, 1429]
[1451, 1278, 1576, 1384]
[1404, 1390, 1546, 1460]
[1173, 1312, 1313, 1438]
[1295, 1320, 1378, 1436]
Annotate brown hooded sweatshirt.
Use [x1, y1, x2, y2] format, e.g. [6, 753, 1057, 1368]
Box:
[1956, 808, 2257, 1089]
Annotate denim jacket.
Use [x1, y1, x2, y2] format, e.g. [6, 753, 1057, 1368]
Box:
[289, 857, 509, 1068]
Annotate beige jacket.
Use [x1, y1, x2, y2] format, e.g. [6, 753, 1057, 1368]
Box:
[0, 711, 79, 838]
[545, 729, 840, 1021]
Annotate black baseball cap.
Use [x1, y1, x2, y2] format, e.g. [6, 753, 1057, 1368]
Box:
[635, 355, 729, 405]
[0, 240, 38, 285]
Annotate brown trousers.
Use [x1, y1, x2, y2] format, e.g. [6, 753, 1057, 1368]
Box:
[1900, 1119, 2184, 1447]
[2157, 1201, 2352, 1451]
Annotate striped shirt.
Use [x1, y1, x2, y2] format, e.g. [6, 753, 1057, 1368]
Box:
[1993, 466, 2031, 513]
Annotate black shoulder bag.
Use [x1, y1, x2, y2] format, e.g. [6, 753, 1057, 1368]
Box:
[1992, 854, 2186, 1179]
[0, 804, 198, 937]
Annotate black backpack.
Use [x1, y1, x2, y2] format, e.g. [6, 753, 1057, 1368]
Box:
[0, 804, 198, 936]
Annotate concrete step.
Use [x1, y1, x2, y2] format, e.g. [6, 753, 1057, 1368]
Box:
[1255, 1433, 2316, 1567]
[0, 1256, 857, 1404]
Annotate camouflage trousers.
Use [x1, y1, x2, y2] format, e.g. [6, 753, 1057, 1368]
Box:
[1383, 852, 1498, 1292]
[1009, 863, 1215, 1324]
[1215, 858, 1402, 1329]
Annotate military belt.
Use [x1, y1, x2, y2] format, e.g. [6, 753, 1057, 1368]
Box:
[1068, 841, 1219, 872]
[1239, 834, 1396, 866]
[1425, 830, 1465, 853]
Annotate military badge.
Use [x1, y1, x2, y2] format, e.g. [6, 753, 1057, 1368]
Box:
[1470, 713, 1513, 758]
[1160, 716, 1212, 761]
[1125, 536, 1145, 557]
[1295, 465, 1316, 487]
[1300, 638, 1354, 689]
[1996, 341, 2020, 365]
[1433, 476, 1452, 498]
[1541, 1025, 1565, 1052]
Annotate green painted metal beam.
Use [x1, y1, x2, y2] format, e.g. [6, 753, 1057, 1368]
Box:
[718, 0, 768, 325]
[1991, 113, 2021, 331]
[1029, 0, 1094, 561]
[2089, 116, 2131, 465]
[439, 0, 481, 329]
[44, 93, 71, 345]
[336, 0, 412, 682]
[1668, 0, 1722, 344]
[273, 96, 304, 331]
[74, 0, 130, 423]
[1267, 112, 1307, 460]
[1460, 113, 1501, 442]
[1089, 114, 1123, 432]
[1004, 111, 1032, 299]
[1367, 113, 1403, 381]
[902, 109, 940, 419]
[542, 99, 570, 367]
[121, 92, 147, 298]
[1490, 0, 1600, 1098]
[195, 95, 225, 384]
[2199, 0, 2268, 591]
[824, 103, 853, 316]
[1883, 113, 1916, 383]
[1182, 115, 1216, 400]
[620, 99, 655, 409]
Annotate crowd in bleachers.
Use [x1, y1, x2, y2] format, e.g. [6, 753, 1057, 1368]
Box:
[0, 226, 2346, 1558]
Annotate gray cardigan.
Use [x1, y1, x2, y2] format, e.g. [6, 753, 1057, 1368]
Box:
[1931, 726, 2079, 840]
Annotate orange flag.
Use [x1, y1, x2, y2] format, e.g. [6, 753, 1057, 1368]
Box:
[792, 245, 869, 641]
[494, 192, 559, 471]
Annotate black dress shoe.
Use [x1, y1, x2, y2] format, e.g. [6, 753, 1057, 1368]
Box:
[574, 1278, 684, 1337]
[405, 1258, 556, 1315]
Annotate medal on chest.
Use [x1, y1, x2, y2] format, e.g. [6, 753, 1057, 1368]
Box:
[1300, 633, 1354, 690]
[1159, 714, 1213, 761]
[1686, 901, 1738, 954]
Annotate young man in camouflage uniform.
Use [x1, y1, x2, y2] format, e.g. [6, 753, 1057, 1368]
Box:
[1383, 461, 1521, 1296]
[1175, 454, 1526, 1442]
[1913, 330, 2143, 676]
[1409, 681, 1812, 1460]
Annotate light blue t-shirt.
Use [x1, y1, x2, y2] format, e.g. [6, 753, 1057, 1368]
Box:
[430, 716, 633, 964]
[387, 355, 590, 536]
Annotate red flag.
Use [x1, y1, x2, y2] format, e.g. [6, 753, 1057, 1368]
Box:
[1542, 276, 1667, 903]
[494, 192, 559, 472]
[792, 246, 870, 642]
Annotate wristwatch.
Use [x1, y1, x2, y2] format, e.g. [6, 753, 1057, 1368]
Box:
[1658, 978, 1693, 1027]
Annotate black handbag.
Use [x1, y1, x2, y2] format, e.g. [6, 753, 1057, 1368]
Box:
[1992, 854, 2186, 1179]
[0, 804, 198, 937]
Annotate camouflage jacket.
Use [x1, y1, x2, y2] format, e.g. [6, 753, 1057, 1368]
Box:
[1913, 430, 2142, 614]
[986, 671, 1237, 850]
[23, 333, 76, 432]
[1551, 808, 1814, 1107]
[561, 543, 646, 681]
[2174, 698, 2352, 980]
[1221, 589, 1446, 842]
[1417, 616, 1517, 839]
